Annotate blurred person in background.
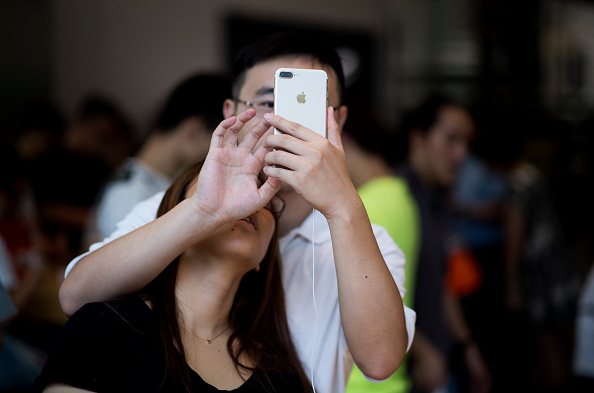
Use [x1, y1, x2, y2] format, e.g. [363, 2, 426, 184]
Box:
[14, 100, 66, 179]
[62, 95, 136, 172]
[573, 115, 594, 392]
[0, 146, 47, 392]
[0, 281, 17, 325]
[450, 111, 514, 393]
[0, 228, 18, 345]
[0, 232, 47, 393]
[0, 280, 18, 385]
[30, 95, 135, 256]
[1, 101, 64, 269]
[574, 262, 594, 392]
[0, 96, 134, 392]
[342, 99, 420, 393]
[394, 95, 490, 393]
[498, 114, 579, 393]
[86, 73, 231, 243]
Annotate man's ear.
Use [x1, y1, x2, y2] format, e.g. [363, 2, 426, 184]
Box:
[179, 117, 203, 138]
[337, 105, 348, 133]
[223, 99, 236, 119]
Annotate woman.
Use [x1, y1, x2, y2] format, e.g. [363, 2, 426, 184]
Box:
[35, 112, 312, 392]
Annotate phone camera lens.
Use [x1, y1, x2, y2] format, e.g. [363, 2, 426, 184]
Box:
[279, 71, 293, 78]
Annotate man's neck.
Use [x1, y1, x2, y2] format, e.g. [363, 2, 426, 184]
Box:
[277, 190, 314, 238]
[351, 154, 393, 189]
[408, 155, 436, 190]
[136, 135, 178, 178]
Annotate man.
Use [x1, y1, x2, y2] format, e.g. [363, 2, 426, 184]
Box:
[90, 73, 230, 240]
[59, 33, 415, 392]
[397, 95, 490, 393]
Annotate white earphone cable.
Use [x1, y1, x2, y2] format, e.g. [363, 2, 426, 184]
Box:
[310, 208, 319, 393]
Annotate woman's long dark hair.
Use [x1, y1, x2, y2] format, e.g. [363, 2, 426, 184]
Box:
[142, 160, 312, 392]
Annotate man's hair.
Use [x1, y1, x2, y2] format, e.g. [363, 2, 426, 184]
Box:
[75, 95, 133, 134]
[342, 98, 398, 166]
[17, 100, 65, 136]
[154, 73, 231, 133]
[394, 93, 467, 163]
[231, 32, 346, 102]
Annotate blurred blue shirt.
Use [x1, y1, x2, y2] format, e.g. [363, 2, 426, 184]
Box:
[453, 155, 508, 249]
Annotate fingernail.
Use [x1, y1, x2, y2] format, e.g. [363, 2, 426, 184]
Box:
[263, 113, 274, 121]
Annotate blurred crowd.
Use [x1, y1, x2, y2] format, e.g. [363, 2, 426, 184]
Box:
[1, 52, 593, 393]
[0, 94, 135, 390]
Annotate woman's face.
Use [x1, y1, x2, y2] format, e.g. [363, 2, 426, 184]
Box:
[183, 179, 276, 271]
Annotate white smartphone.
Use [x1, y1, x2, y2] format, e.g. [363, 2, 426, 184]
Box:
[274, 68, 328, 137]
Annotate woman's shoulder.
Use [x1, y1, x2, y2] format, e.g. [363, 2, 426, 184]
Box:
[35, 296, 164, 392]
[76, 296, 150, 319]
[68, 296, 156, 339]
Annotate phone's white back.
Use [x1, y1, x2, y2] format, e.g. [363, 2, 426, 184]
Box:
[274, 68, 328, 137]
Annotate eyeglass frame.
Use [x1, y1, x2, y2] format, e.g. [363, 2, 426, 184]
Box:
[235, 97, 275, 117]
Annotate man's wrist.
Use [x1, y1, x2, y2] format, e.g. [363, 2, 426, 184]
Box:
[324, 191, 365, 224]
[183, 199, 223, 239]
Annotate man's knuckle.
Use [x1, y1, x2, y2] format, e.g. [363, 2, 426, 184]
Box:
[311, 149, 323, 165]
[296, 172, 307, 186]
[304, 161, 316, 176]
[272, 150, 283, 161]
[280, 135, 294, 149]
[275, 136, 286, 148]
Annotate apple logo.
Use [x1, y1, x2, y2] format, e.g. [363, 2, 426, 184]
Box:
[296, 91, 306, 104]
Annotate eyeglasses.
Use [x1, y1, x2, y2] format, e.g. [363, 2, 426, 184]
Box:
[236, 97, 274, 117]
[263, 195, 285, 218]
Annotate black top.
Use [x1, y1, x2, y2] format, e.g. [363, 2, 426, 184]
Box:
[35, 297, 303, 393]
[400, 165, 450, 359]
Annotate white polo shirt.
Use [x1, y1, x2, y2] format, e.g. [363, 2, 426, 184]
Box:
[95, 159, 170, 239]
[66, 192, 416, 393]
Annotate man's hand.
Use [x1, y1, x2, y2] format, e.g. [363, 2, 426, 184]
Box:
[464, 343, 492, 393]
[262, 107, 408, 379]
[261, 107, 359, 220]
[411, 334, 449, 392]
[191, 109, 281, 226]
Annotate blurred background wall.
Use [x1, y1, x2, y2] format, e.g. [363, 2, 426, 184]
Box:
[2, 1, 593, 125]
[53, 0, 388, 132]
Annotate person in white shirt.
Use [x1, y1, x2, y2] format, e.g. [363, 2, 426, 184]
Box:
[60, 32, 415, 392]
[90, 74, 231, 241]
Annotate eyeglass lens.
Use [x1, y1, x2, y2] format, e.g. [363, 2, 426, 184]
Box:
[239, 98, 274, 117]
